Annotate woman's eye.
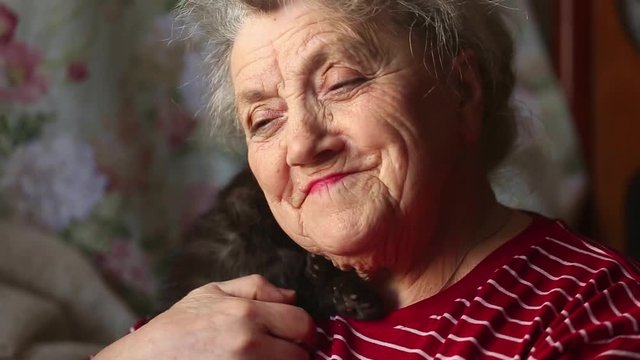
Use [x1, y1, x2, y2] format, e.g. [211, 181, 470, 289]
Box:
[250, 118, 272, 133]
[328, 77, 366, 92]
[249, 110, 283, 135]
[322, 66, 367, 95]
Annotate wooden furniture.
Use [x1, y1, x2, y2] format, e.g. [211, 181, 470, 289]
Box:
[554, 0, 640, 253]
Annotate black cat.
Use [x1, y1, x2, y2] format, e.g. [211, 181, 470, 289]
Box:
[166, 168, 385, 320]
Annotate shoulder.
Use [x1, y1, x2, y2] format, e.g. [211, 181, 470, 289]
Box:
[526, 215, 640, 286]
[509, 214, 640, 314]
[474, 213, 640, 298]
[519, 215, 640, 358]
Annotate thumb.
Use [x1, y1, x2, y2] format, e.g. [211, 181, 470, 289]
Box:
[213, 274, 297, 303]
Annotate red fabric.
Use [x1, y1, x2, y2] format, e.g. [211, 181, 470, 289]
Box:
[314, 215, 640, 359]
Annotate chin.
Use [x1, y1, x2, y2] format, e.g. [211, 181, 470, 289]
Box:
[327, 253, 380, 279]
[306, 221, 389, 272]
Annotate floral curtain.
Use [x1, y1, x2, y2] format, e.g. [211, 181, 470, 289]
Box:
[0, 0, 242, 314]
[0, 0, 586, 316]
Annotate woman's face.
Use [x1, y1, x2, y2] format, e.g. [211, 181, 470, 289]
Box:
[230, 2, 467, 272]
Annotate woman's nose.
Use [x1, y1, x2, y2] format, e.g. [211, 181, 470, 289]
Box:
[285, 111, 345, 168]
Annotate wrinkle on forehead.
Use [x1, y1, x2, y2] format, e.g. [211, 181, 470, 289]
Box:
[232, 23, 391, 114]
[230, 20, 306, 110]
[231, 4, 329, 75]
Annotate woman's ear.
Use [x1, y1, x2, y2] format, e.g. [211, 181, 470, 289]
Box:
[450, 51, 484, 145]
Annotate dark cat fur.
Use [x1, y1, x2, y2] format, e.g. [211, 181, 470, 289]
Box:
[165, 168, 385, 320]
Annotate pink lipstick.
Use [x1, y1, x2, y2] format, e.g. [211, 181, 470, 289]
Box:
[307, 173, 349, 194]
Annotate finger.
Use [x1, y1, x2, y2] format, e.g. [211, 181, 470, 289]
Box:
[255, 301, 317, 350]
[256, 335, 311, 360]
[214, 274, 297, 303]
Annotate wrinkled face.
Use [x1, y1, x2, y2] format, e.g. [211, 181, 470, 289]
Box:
[230, 1, 466, 271]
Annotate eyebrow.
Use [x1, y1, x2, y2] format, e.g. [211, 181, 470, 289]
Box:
[236, 89, 272, 108]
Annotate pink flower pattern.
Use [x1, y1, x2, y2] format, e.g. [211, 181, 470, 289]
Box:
[0, 3, 18, 45]
[96, 239, 156, 296]
[0, 41, 47, 103]
[67, 61, 89, 82]
[155, 96, 197, 149]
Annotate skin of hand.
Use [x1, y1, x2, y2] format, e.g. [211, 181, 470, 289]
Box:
[93, 275, 317, 360]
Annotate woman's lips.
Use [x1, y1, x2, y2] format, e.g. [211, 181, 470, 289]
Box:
[307, 173, 350, 195]
[290, 171, 357, 208]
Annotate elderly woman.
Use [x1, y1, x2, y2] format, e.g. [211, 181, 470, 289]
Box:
[96, 0, 640, 359]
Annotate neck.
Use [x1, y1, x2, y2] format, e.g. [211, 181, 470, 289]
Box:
[375, 163, 518, 309]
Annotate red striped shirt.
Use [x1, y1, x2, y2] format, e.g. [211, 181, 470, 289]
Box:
[314, 214, 640, 359]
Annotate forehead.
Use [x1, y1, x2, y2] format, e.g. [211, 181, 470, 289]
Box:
[229, 2, 382, 95]
[232, 1, 333, 52]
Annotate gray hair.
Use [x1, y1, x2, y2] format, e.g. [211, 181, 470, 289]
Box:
[175, 0, 516, 171]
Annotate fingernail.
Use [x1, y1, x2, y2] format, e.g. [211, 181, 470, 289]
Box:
[278, 288, 296, 297]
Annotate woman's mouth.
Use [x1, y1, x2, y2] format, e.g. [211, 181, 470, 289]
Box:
[307, 173, 350, 195]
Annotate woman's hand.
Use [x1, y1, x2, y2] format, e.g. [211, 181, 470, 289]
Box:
[94, 275, 316, 360]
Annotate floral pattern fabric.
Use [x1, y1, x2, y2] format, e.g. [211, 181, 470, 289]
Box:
[0, 0, 241, 314]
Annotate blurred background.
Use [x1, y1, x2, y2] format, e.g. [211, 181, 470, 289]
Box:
[0, 0, 638, 359]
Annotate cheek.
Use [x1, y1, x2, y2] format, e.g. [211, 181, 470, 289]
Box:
[335, 81, 460, 200]
[357, 81, 460, 160]
[248, 144, 287, 200]
[330, 98, 422, 206]
[337, 85, 425, 164]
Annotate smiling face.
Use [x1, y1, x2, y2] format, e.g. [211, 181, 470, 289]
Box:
[230, 1, 474, 273]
